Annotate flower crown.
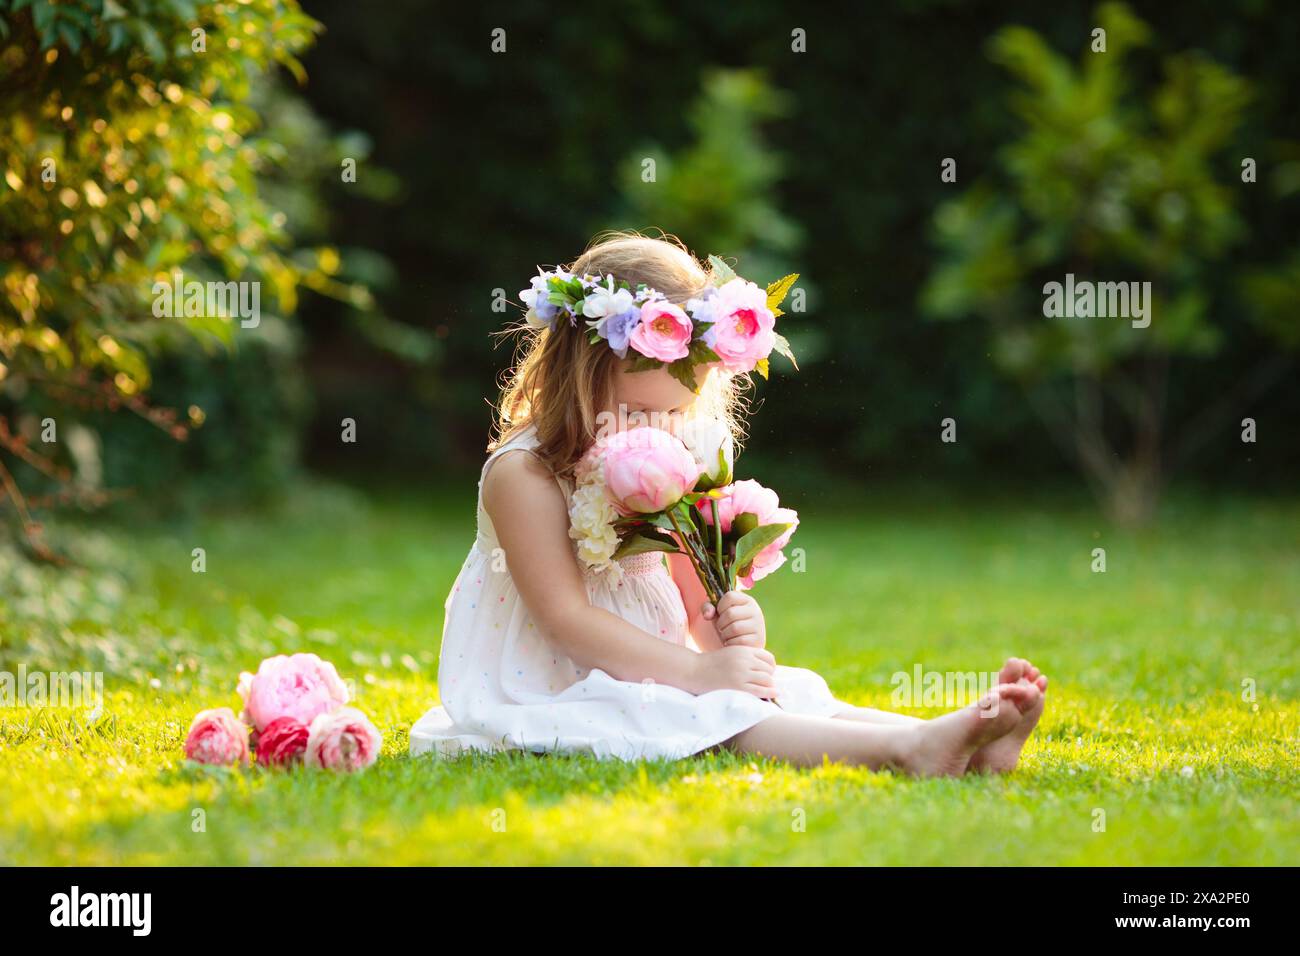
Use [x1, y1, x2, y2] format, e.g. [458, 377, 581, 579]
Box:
[518, 254, 799, 392]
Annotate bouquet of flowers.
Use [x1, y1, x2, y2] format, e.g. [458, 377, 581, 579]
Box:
[569, 418, 798, 605]
[182, 653, 382, 773]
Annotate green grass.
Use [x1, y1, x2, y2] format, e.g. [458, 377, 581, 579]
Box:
[1, 482, 1297, 865]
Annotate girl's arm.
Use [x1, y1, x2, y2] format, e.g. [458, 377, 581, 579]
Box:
[669, 553, 769, 652]
[667, 552, 724, 652]
[483, 450, 775, 697]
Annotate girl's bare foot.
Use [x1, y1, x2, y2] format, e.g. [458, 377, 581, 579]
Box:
[967, 657, 1047, 774]
[900, 682, 1033, 778]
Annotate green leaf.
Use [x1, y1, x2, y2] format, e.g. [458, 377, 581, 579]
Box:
[671, 500, 701, 531]
[755, 357, 769, 379]
[138, 22, 165, 61]
[772, 333, 799, 370]
[32, 1, 55, 38]
[733, 522, 793, 579]
[665, 356, 699, 392]
[57, 21, 80, 52]
[707, 254, 738, 284]
[766, 273, 798, 311]
[688, 339, 720, 364]
[613, 531, 681, 560]
[732, 511, 760, 538]
[614, 512, 678, 534]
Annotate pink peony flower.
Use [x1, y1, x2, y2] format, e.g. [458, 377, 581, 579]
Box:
[628, 301, 693, 363]
[184, 707, 250, 766]
[256, 716, 311, 768]
[740, 505, 799, 588]
[697, 478, 780, 532]
[702, 279, 775, 374]
[304, 707, 382, 772]
[697, 479, 799, 589]
[238, 653, 350, 732]
[600, 427, 702, 515]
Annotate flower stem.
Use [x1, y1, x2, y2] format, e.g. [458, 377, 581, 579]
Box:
[667, 507, 721, 605]
[710, 498, 724, 585]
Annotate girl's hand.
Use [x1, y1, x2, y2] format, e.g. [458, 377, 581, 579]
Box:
[701, 591, 767, 649]
[687, 645, 776, 698]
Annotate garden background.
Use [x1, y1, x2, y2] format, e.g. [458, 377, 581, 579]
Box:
[0, 0, 1296, 864]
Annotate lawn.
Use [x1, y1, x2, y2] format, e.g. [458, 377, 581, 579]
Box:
[1, 482, 1297, 865]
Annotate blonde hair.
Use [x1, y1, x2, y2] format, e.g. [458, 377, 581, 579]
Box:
[493, 230, 749, 477]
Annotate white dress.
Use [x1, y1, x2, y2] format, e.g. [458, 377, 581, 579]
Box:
[410, 426, 850, 761]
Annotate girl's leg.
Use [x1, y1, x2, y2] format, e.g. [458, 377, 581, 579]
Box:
[726, 682, 1031, 777]
[830, 705, 924, 727]
[725, 712, 913, 770]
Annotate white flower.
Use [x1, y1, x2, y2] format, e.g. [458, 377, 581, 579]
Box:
[581, 278, 635, 320]
[685, 287, 719, 324]
[519, 274, 548, 309]
[521, 272, 562, 329]
[677, 415, 733, 488]
[568, 477, 621, 580]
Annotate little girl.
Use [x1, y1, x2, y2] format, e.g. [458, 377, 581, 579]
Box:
[410, 232, 1047, 776]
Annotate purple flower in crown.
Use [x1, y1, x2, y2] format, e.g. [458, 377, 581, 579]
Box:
[520, 272, 560, 329]
[582, 277, 641, 357]
[591, 310, 641, 358]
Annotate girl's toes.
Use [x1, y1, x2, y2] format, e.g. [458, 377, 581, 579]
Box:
[994, 681, 1035, 713]
[998, 658, 1027, 684]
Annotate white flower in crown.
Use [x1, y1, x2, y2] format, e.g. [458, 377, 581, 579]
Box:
[581, 277, 635, 320]
[685, 286, 719, 324]
[519, 267, 575, 329]
[519, 274, 556, 329]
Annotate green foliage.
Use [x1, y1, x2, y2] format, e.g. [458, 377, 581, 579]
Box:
[0, 0, 408, 543]
[0, 0, 322, 386]
[919, 2, 1299, 522]
[923, 2, 1260, 374]
[289, 1, 1300, 488]
[613, 68, 803, 302]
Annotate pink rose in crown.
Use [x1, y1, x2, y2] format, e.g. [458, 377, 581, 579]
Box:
[238, 653, 350, 732]
[629, 301, 693, 363]
[184, 707, 250, 766]
[600, 426, 702, 515]
[256, 716, 311, 768]
[305, 707, 382, 772]
[703, 279, 776, 374]
[698, 479, 799, 589]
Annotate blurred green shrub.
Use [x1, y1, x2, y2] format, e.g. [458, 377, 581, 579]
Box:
[922, 2, 1298, 524]
[613, 69, 801, 281]
[0, 0, 367, 549]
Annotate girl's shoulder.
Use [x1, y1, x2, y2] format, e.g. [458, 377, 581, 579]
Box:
[481, 424, 567, 495]
[483, 424, 542, 476]
[488, 423, 541, 457]
[479, 425, 571, 532]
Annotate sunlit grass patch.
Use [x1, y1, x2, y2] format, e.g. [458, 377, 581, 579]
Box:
[1, 487, 1297, 865]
